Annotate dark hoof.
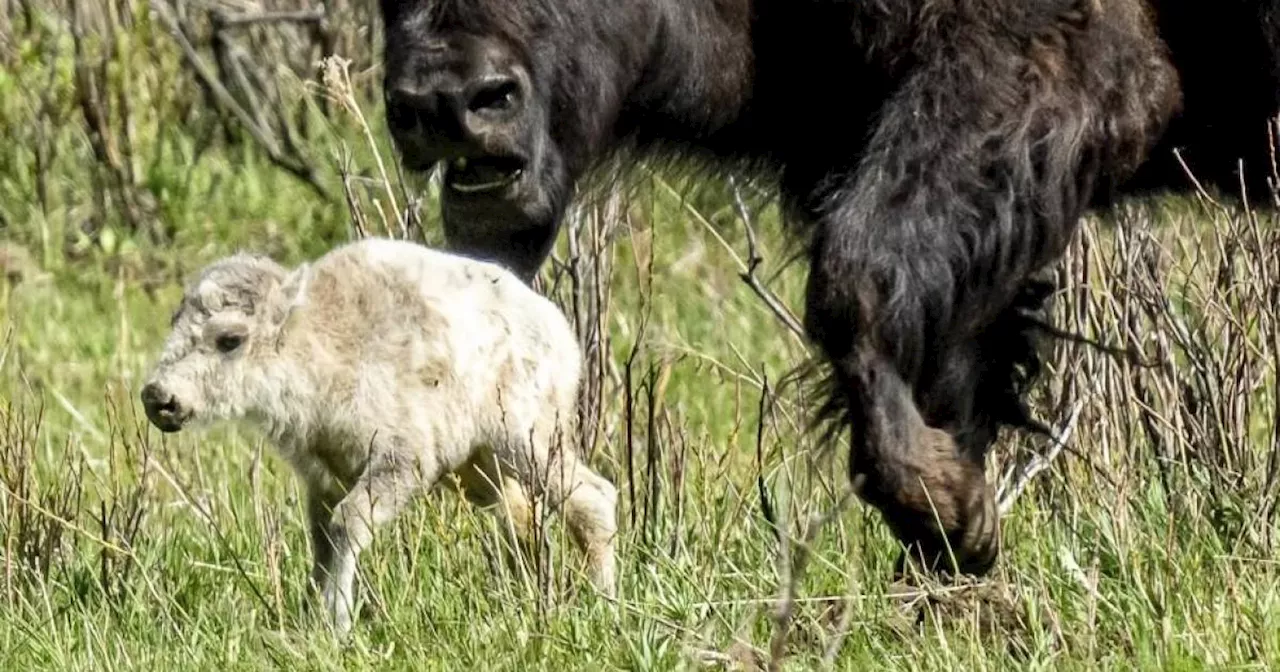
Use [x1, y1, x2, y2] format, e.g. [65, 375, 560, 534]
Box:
[896, 479, 1000, 579]
[867, 428, 1002, 580]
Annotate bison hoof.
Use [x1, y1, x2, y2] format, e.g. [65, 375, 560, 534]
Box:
[889, 476, 1000, 579]
[859, 427, 1002, 580]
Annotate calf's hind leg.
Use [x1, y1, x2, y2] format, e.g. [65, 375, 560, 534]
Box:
[553, 450, 618, 596]
[503, 430, 618, 597]
[455, 451, 549, 587]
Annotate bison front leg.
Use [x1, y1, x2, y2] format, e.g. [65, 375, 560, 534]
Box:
[801, 199, 1007, 576]
[315, 441, 438, 635]
[798, 59, 1087, 576]
[803, 240, 1007, 576]
[837, 348, 999, 576]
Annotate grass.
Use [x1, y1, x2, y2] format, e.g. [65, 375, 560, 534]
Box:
[3, 2, 1280, 670]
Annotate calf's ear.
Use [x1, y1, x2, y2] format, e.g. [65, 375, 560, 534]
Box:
[268, 262, 312, 335]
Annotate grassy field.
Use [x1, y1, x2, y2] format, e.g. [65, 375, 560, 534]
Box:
[4, 2, 1280, 670]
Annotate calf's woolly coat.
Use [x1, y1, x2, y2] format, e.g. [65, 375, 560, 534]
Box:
[139, 237, 618, 634]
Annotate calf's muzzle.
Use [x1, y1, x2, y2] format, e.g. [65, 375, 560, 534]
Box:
[140, 381, 188, 433]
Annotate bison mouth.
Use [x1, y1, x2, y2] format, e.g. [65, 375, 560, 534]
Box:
[444, 155, 527, 195]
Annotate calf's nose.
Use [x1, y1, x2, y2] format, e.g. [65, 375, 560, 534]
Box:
[140, 382, 186, 433]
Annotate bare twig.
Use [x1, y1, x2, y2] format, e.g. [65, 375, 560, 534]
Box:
[337, 147, 371, 239]
[1023, 314, 1159, 368]
[211, 9, 325, 29]
[149, 0, 329, 200]
[655, 174, 809, 348]
[997, 400, 1085, 516]
[756, 374, 779, 545]
[70, 0, 155, 237]
[318, 55, 407, 237]
[767, 485, 854, 671]
[820, 590, 858, 668]
[729, 177, 808, 342]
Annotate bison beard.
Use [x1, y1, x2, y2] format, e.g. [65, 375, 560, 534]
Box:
[378, 0, 1280, 577]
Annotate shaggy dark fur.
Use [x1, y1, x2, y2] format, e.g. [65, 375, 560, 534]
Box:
[377, 0, 1280, 576]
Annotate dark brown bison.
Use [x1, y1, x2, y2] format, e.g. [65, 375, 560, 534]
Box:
[375, 0, 1280, 577]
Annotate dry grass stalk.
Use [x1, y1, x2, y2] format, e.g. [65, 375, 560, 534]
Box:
[1007, 149, 1280, 553]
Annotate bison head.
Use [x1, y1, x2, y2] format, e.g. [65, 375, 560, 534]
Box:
[379, 0, 647, 280]
[140, 254, 309, 433]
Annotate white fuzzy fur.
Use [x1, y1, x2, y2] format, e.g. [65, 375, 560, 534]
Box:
[141, 237, 619, 635]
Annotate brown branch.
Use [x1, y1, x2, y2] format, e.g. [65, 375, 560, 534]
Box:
[767, 485, 855, 671]
[149, 0, 330, 201]
[211, 9, 325, 29]
[69, 0, 159, 238]
[1022, 314, 1160, 368]
[997, 400, 1085, 516]
[32, 38, 64, 217]
[337, 148, 371, 240]
[729, 177, 809, 341]
[756, 374, 779, 545]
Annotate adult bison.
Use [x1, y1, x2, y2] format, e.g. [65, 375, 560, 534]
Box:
[374, 0, 1280, 577]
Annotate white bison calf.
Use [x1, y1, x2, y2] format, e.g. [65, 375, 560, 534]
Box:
[139, 237, 618, 634]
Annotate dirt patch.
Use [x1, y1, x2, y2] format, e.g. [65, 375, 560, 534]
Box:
[885, 575, 1065, 660]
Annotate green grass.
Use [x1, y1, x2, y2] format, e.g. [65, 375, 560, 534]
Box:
[3, 5, 1280, 670]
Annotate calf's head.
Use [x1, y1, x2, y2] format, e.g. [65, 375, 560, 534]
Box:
[140, 254, 309, 433]
[380, 0, 648, 279]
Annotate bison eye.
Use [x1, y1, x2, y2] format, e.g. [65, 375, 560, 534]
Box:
[215, 333, 245, 353]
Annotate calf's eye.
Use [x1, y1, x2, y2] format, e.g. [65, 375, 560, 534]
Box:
[215, 333, 245, 353]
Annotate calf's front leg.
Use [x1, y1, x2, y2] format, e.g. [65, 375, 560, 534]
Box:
[306, 487, 341, 595]
[313, 437, 440, 635]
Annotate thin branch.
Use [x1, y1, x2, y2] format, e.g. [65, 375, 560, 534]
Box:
[1173, 146, 1222, 210]
[997, 400, 1085, 516]
[337, 147, 371, 239]
[149, 0, 329, 200]
[656, 174, 808, 347]
[318, 55, 405, 236]
[211, 9, 325, 28]
[767, 485, 854, 672]
[756, 373, 779, 544]
[1023, 314, 1160, 368]
[729, 177, 809, 341]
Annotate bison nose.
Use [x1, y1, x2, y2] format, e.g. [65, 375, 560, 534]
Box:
[463, 75, 522, 118]
[385, 73, 525, 147]
[386, 83, 442, 134]
[140, 382, 186, 433]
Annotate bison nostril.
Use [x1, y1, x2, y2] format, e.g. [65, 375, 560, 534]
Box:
[466, 76, 521, 115]
[386, 88, 426, 132]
